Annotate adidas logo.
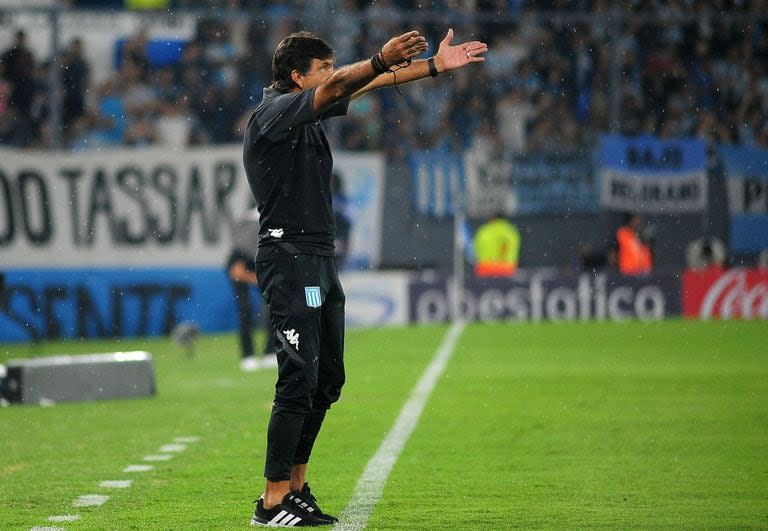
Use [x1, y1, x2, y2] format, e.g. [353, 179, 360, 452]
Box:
[267, 509, 303, 526]
[268, 228, 284, 238]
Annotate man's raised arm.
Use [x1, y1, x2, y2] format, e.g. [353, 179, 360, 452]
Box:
[312, 31, 428, 113]
[351, 29, 488, 100]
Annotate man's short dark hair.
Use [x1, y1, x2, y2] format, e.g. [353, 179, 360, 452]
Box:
[271, 31, 334, 93]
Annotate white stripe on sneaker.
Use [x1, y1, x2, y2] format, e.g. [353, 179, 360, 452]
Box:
[269, 510, 288, 524]
[278, 512, 296, 525]
[287, 516, 302, 526]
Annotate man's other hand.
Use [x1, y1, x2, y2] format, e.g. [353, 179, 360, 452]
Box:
[434, 28, 488, 73]
[380, 30, 429, 68]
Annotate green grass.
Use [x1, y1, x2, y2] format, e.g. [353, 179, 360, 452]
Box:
[1, 320, 767, 529]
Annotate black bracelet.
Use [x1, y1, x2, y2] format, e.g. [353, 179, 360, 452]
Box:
[371, 51, 388, 75]
[427, 57, 438, 77]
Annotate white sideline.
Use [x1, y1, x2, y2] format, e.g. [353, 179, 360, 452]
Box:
[123, 464, 154, 472]
[143, 454, 174, 461]
[72, 494, 109, 507]
[31, 436, 201, 530]
[47, 515, 79, 522]
[99, 480, 133, 488]
[334, 321, 466, 531]
[159, 444, 187, 452]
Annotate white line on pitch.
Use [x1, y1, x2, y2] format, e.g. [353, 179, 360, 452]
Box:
[72, 494, 109, 507]
[159, 444, 187, 452]
[30, 526, 64, 531]
[334, 321, 466, 531]
[47, 515, 80, 522]
[99, 480, 133, 488]
[175, 436, 200, 443]
[143, 454, 174, 461]
[123, 464, 154, 472]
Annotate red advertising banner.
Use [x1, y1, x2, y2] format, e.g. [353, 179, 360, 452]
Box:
[683, 268, 768, 319]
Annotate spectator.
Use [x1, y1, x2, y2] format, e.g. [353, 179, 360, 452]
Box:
[1, 30, 36, 120]
[155, 98, 193, 148]
[496, 86, 534, 154]
[1, 30, 37, 146]
[0, 63, 20, 145]
[1, 4, 767, 154]
[60, 38, 89, 135]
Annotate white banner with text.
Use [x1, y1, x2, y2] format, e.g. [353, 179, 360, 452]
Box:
[0, 146, 384, 268]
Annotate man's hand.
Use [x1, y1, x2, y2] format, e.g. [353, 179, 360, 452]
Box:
[229, 261, 258, 285]
[434, 28, 488, 73]
[380, 30, 429, 67]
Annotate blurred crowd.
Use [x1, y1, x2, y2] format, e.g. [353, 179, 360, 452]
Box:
[0, 0, 766, 154]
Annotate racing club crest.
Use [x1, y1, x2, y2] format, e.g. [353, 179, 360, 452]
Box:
[305, 286, 322, 308]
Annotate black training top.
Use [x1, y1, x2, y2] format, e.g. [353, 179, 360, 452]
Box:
[243, 86, 349, 260]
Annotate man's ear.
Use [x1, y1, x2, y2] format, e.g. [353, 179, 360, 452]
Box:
[290, 69, 304, 89]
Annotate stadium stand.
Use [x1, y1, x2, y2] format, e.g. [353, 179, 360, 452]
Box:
[1, 1, 766, 271]
[0, 2, 765, 152]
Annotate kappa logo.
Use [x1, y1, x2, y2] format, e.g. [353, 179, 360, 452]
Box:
[268, 228, 284, 238]
[283, 328, 300, 350]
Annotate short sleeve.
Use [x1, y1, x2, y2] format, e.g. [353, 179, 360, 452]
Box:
[318, 97, 350, 120]
[256, 88, 352, 140]
[255, 89, 316, 141]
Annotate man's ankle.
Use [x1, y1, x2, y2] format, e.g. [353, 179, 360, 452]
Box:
[263, 479, 291, 509]
[262, 495, 284, 510]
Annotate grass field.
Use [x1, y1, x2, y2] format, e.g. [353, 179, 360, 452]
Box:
[1, 320, 767, 530]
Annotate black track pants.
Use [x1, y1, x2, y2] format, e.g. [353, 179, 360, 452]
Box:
[255, 250, 345, 481]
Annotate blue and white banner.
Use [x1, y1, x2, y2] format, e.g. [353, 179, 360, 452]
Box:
[410, 151, 464, 218]
[0, 267, 246, 342]
[719, 145, 768, 253]
[509, 153, 597, 214]
[413, 150, 598, 218]
[464, 151, 598, 216]
[600, 135, 707, 213]
[0, 268, 413, 342]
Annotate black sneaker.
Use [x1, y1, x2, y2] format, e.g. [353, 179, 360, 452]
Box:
[298, 483, 338, 523]
[250, 492, 331, 527]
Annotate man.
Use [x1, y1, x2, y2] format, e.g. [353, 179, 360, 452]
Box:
[1, 30, 35, 119]
[243, 28, 487, 527]
[226, 209, 277, 371]
[615, 212, 652, 275]
[473, 212, 521, 277]
[1, 30, 36, 145]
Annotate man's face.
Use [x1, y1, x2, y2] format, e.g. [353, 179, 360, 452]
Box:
[294, 57, 334, 90]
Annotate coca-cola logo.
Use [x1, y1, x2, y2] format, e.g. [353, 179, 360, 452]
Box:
[700, 270, 768, 319]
